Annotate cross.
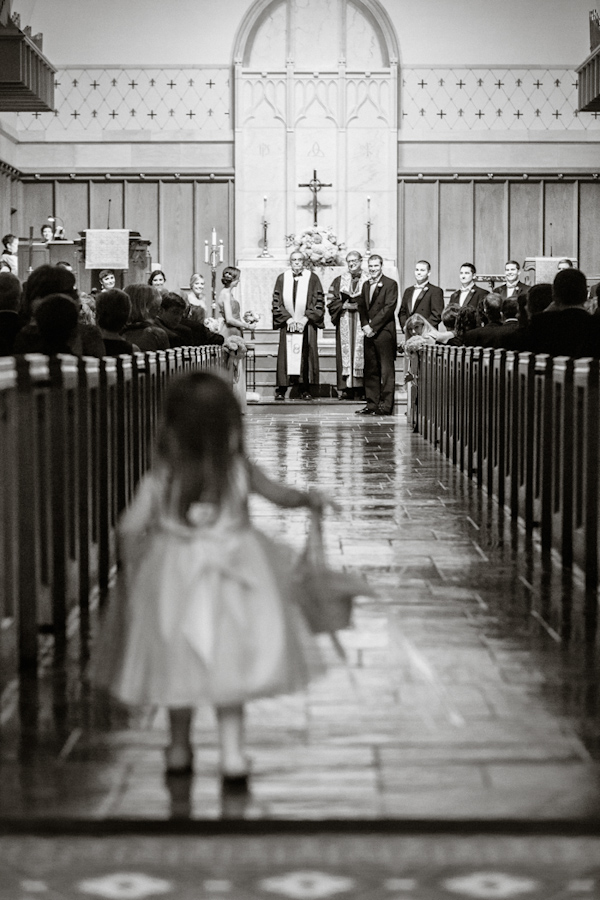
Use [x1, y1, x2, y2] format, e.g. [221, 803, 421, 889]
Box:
[419, 108, 425, 116]
[534, 79, 543, 88]
[207, 109, 213, 116]
[437, 110, 446, 118]
[418, 80, 427, 88]
[496, 109, 503, 116]
[130, 109, 136, 116]
[535, 109, 541, 116]
[91, 80, 99, 89]
[71, 110, 80, 118]
[516, 78, 522, 87]
[207, 79, 215, 88]
[72, 79, 78, 87]
[187, 110, 196, 119]
[111, 79, 117, 87]
[150, 78, 156, 87]
[169, 109, 175, 116]
[298, 169, 332, 226]
[554, 79, 561, 87]
[573, 80, 579, 88]
[148, 110, 156, 119]
[54, 79, 61, 88]
[495, 80, 504, 89]
[475, 110, 485, 118]
[477, 78, 483, 87]
[109, 110, 118, 118]
[439, 78, 444, 86]
[33, 111, 41, 118]
[129, 80, 137, 89]
[168, 80, 176, 89]
[456, 80, 465, 88]
[189, 79, 194, 87]
[514, 110, 523, 118]
[92, 110, 97, 117]
[458, 109, 464, 116]
[553, 110, 562, 118]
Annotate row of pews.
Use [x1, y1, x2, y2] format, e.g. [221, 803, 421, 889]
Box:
[0, 346, 224, 686]
[415, 345, 600, 591]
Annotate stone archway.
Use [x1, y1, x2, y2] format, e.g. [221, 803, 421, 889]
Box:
[233, 0, 399, 264]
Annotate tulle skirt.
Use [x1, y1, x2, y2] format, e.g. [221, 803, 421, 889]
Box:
[90, 525, 324, 708]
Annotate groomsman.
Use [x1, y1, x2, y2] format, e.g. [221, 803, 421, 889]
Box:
[356, 254, 398, 416]
[449, 263, 489, 310]
[495, 260, 530, 301]
[398, 260, 444, 331]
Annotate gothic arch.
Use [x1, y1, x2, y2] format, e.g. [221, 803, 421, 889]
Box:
[233, 0, 399, 68]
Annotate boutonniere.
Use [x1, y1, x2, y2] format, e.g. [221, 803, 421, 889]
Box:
[377, 282, 383, 288]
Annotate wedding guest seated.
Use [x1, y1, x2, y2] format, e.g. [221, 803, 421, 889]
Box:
[0, 272, 23, 356]
[447, 307, 479, 346]
[96, 289, 136, 356]
[526, 283, 553, 319]
[122, 283, 169, 352]
[504, 268, 600, 357]
[156, 292, 192, 348]
[463, 293, 505, 347]
[15, 264, 105, 357]
[436, 303, 461, 343]
[34, 294, 79, 355]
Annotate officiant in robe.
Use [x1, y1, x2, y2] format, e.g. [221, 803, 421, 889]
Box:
[327, 250, 368, 400]
[272, 251, 324, 400]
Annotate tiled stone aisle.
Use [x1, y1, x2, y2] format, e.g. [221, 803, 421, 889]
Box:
[2, 403, 600, 822]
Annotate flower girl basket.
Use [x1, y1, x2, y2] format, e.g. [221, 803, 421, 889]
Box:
[294, 510, 376, 636]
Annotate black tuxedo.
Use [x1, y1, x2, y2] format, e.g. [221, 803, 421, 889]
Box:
[495, 280, 530, 301]
[357, 274, 398, 413]
[399, 283, 444, 330]
[449, 284, 489, 311]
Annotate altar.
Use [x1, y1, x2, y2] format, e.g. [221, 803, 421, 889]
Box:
[236, 259, 399, 331]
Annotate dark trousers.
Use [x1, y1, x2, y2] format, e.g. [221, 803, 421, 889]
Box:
[363, 331, 395, 413]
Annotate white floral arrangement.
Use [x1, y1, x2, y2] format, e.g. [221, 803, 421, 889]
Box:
[242, 310, 261, 330]
[286, 225, 346, 268]
[204, 316, 223, 333]
[223, 335, 248, 358]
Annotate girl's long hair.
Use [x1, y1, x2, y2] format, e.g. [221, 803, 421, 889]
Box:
[157, 372, 243, 521]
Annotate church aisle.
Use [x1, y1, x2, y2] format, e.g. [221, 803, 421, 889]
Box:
[1, 405, 600, 823]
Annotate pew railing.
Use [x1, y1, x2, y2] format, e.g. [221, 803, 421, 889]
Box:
[0, 346, 224, 684]
[416, 345, 600, 589]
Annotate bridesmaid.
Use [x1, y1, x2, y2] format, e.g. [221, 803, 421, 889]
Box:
[217, 266, 247, 412]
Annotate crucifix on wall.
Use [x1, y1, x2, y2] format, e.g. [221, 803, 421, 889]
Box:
[298, 170, 332, 226]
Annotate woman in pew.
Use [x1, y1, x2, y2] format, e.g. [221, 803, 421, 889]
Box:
[122, 283, 170, 352]
[96, 289, 137, 356]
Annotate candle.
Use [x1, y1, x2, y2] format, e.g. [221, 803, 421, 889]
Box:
[367, 196, 371, 219]
[204, 240, 209, 263]
[263, 195, 267, 219]
[219, 239, 224, 263]
[211, 228, 217, 248]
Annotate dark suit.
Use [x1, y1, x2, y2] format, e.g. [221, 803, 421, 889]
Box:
[463, 321, 520, 349]
[449, 284, 489, 311]
[503, 308, 600, 358]
[357, 274, 398, 413]
[495, 280, 530, 302]
[399, 283, 444, 330]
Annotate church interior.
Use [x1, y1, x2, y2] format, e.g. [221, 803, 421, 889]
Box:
[2, 0, 600, 896]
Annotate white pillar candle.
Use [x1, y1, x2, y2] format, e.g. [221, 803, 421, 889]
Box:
[204, 240, 209, 263]
[211, 228, 217, 247]
[219, 239, 224, 262]
[367, 196, 371, 219]
[263, 195, 267, 219]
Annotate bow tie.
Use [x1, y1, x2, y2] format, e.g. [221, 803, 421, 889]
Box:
[293, 274, 302, 279]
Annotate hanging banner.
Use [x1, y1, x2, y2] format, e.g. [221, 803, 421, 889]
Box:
[85, 229, 130, 269]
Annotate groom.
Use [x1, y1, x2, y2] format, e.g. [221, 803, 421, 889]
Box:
[356, 254, 398, 416]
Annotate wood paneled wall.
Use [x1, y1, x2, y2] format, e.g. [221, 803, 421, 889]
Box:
[398, 178, 600, 292]
[16, 178, 233, 291]
[0, 171, 19, 240]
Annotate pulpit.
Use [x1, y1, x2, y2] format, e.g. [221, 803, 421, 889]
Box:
[74, 231, 152, 293]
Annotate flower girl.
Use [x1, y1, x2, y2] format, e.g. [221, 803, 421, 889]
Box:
[91, 372, 327, 787]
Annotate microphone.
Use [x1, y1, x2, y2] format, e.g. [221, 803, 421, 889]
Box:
[549, 222, 553, 257]
[107, 199, 111, 230]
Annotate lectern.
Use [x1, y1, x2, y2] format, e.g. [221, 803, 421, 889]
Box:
[523, 257, 577, 285]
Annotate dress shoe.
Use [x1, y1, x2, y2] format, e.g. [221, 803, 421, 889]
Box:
[355, 407, 377, 415]
[301, 391, 313, 401]
[274, 393, 285, 401]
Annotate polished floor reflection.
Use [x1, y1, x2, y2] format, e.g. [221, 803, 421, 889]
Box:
[2, 404, 600, 822]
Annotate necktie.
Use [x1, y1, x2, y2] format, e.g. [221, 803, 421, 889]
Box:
[293, 274, 300, 309]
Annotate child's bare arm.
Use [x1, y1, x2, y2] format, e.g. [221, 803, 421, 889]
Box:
[247, 460, 335, 513]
